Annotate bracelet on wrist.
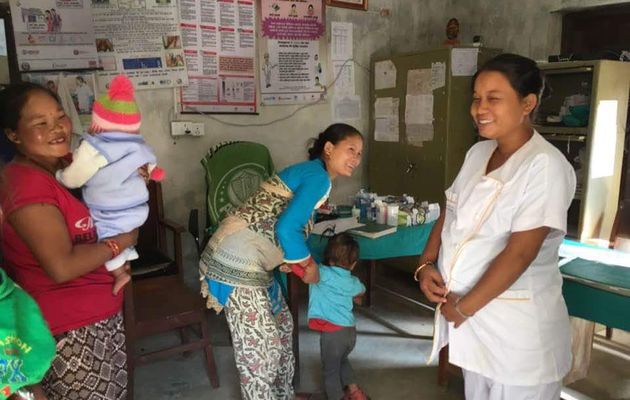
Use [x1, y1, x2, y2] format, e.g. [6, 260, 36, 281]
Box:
[413, 261, 435, 281]
[103, 239, 121, 259]
[454, 297, 474, 319]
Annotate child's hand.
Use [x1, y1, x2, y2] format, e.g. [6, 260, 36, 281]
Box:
[138, 164, 150, 184]
[279, 263, 292, 273]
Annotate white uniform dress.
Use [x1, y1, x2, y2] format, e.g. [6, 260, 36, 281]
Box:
[429, 131, 576, 398]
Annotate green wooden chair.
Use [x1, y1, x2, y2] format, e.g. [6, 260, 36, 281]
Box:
[189, 141, 275, 254]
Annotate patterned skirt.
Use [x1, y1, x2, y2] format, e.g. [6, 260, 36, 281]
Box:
[41, 312, 127, 400]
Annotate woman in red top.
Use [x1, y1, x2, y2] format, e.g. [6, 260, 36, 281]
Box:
[0, 82, 137, 400]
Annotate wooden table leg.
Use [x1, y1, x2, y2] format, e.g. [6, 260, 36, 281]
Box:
[288, 273, 300, 386]
[362, 259, 376, 307]
[438, 345, 449, 387]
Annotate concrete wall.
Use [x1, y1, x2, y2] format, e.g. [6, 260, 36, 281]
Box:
[7, 0, 630, 229]
[144, 0, 453, 228]
[152, 0, 570, 228]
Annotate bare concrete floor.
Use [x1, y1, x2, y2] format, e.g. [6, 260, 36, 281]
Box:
[134, 263, 630, 400]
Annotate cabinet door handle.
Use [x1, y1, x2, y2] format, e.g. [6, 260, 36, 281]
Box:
[405, 162, 416, 173]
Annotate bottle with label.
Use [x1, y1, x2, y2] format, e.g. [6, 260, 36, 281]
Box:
[375, 200, 387, 224]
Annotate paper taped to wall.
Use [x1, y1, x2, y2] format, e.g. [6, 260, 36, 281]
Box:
[451, 48, 479, 76]
[374, 60, 397, 90]
[431, 62, 446, 90]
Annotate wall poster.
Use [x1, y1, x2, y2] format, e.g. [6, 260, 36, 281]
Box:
[259, 0, 326, 105]
[91, 0, 188, 91]
[9, 0, 98, 71]
[177, 0, 257, 113]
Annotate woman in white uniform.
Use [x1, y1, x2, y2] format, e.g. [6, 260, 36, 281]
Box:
[416, 53, 576, 400]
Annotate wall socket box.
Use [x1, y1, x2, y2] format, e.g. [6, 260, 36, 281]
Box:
[171, 121, 205, 137]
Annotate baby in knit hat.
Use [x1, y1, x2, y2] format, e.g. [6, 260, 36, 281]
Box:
[57, 74, 164, 295]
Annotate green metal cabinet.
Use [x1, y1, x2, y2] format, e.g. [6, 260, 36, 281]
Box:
[368, 47, 500, 203]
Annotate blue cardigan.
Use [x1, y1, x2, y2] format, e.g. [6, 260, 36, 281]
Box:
[208, 158, 331, 309]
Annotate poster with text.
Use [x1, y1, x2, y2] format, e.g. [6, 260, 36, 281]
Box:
[177, 0, 256, 113]
[10, 0, 98, 71]
[92, 0, 188, 91]
[259, 0, 326, 105]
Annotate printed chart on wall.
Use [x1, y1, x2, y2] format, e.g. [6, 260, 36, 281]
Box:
[177, 0, 257, 113]
[91, 0, 188, 91]
[9, 0, 98, 71]
[259, 0, 326, 105]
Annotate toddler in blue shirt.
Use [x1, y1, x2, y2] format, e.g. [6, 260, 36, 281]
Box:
[286, 233, 369, 400]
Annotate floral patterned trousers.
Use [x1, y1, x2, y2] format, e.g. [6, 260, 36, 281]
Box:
[225, 286, 295, 400]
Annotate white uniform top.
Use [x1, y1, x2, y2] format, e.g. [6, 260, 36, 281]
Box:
[429, 131, 576, 386]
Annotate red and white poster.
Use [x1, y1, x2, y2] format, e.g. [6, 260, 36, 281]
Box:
[178, 0, 257, 113]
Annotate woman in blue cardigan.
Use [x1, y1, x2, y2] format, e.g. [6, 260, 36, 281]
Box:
[199, 123, 363, 400]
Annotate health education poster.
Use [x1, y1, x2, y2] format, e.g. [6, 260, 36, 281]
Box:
[9, 0, 98, 71]
[177, 0, 257, 113]
[91, 0, 188, 91]
[259, 0, 326, 105]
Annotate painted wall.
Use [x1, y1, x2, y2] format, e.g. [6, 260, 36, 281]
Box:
[141, 0, 455, 229]
[6, 0, 628, 229]
[151, 0, 571, 228]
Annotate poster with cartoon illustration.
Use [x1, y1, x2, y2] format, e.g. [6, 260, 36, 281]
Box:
[92, 0, 188, 91]
[259, 0, 327, 105]
[9, 0, 98, 71]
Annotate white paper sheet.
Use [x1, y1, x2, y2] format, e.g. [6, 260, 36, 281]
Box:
[406, 68, 432, 95]
[332, 95, 361, 121]
[331, 22, 353, 61]
[374, 117, 399, 142]
[374, 97, 398, 118]
[374, 59, 396, 90]
[451, 48, 479, 76]
[431, 61, 446, 90]
[332, 60, 355, 95]
[0, 22, 7, 56]
[405, 94, 433, 125]
[406, 123, 434, 147]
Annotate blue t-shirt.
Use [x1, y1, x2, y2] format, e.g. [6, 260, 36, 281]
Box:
[308, 265, 365, 327]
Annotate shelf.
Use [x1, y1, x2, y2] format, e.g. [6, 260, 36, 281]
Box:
[534, 125, 589, 136]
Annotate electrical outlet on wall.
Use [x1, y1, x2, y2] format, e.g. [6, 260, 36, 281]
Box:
[171, 121, 205, 137]
[187, 122, 205, 136]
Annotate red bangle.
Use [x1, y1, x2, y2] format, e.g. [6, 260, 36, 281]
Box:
[103, 239, 121, 258]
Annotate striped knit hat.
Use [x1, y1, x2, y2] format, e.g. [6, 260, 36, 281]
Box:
[90, 74, 141, 133]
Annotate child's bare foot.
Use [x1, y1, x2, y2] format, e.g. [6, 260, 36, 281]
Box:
[344, 384, 369, 400]
[112, 270, 131, 295]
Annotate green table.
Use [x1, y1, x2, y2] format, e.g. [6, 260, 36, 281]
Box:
[560, 257, 630, 331]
